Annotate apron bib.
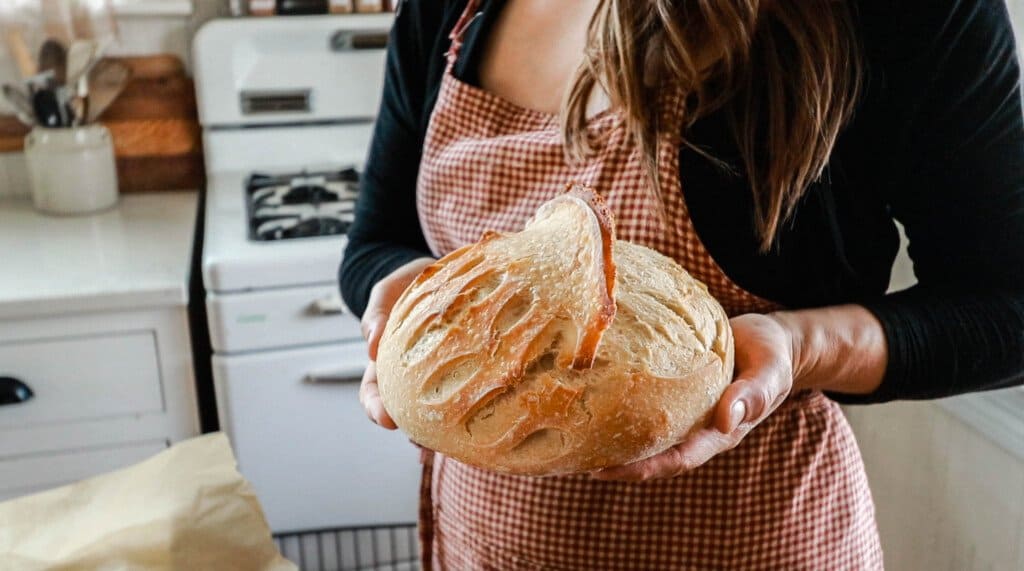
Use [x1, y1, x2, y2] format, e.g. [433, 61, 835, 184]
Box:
[413, 2, 882, 568]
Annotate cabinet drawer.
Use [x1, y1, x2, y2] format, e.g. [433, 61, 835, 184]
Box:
[0, 331, 164, 430]
[207, 285, 363, 353]
[0, 440, 166, 502]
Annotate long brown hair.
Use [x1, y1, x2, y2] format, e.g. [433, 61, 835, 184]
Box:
[562, 0, 861, 250]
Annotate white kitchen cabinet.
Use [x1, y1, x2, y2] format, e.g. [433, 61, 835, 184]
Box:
[0, 192, 200, 500]
[0, 441, 166, 502]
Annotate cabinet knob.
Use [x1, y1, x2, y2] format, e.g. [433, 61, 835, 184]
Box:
[0, 376, 33, 406]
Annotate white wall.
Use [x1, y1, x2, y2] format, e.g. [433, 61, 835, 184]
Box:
[846, 403, 1024, 571]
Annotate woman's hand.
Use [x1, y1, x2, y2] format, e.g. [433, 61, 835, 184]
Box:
[591, 313, 796, 481]
[359, 257, 436, 430]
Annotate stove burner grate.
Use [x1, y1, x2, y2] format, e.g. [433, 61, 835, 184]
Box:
[246, 168, 359, 241]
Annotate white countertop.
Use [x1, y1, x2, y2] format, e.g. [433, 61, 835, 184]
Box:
[0, 192, 198, 320]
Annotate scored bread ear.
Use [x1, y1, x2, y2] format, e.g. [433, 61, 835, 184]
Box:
[530, 184, 617, 369]
[378, 184, 619, 427]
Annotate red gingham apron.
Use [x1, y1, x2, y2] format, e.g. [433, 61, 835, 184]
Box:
[413, 2, 883, 569]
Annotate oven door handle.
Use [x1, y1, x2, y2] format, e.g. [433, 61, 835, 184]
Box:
[303, 369, 364, 385]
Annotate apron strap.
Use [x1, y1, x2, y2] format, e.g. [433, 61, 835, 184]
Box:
[417, 450, 437, 571]
[446, 0, 484, 66]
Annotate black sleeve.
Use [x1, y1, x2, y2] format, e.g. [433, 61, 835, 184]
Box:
[838, 0, 1024, 403]
[339, 0, 453, 318]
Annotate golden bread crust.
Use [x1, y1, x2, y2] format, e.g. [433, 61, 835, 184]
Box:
[376, 186, 734, 475]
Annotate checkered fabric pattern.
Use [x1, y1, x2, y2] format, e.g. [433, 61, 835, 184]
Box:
[413, 2, 883, 568]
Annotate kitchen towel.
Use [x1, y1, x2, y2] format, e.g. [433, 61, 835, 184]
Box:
[0, 433, 296, 571]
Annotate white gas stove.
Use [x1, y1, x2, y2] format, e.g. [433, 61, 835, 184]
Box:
[193, 13, 421, 544]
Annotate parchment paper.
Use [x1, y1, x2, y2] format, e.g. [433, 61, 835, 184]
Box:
[0, 433, 297, 571]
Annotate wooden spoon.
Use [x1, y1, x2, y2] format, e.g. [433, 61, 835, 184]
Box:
[86, 59, 132, 123]
[67, 40, 98, 87]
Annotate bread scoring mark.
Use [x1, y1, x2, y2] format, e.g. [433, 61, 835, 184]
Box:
[437, 268, 502, 324]
[464, 388, 512, 442]
[456, 326, 566, 440]
[401, 269, 508, 366]
[492, 289, 534, 335]
[402, 313, 445, 364]
[510, 428, 568, 461]
[463, 368, 583, 455]
[644, 291, 710, 351]
[462, 269, 504, 304]
[390, 252, 485, 332]
[713, 317, 729, 364]
[419, 354, 482, 405]
[510, 319, 569, 373]
[445, 250, 486, 280]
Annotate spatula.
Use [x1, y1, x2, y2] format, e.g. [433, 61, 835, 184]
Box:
[86, 59, 131, 123]
[67, 40, 97, 87]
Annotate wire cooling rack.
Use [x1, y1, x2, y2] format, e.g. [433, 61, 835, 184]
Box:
[274, 523, 419, 571]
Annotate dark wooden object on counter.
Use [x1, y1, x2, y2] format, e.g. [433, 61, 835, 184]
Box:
[0, 55, 204, 193]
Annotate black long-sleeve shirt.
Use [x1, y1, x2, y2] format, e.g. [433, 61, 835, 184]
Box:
[340, 0, 1024, 404]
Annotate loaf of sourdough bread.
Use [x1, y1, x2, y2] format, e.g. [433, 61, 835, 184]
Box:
[376, 186, 733, 475]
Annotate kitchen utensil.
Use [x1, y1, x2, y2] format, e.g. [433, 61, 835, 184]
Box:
[24, 124, 119, 215]
[86, 59, 131, 123]
[56, 84, 75, 125]
[75, 74, 90, 122]
[67, 39, 97, 85]
[3, 83, 36, 119]
[70, 92, 86, 126]
[4, 29, 38, 78]
[24, 70, 58, 98]
[69, 47, 106, 126]
[32, 89, 63, 127]
[38, 39, 68, 86]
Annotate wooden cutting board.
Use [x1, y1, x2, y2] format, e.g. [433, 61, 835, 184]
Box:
[0, 55, 204, 193]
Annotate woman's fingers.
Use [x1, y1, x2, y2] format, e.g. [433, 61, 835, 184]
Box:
[358, 258, 436, 431]
[712, 313, 795, 433]
[590, 450, 681, 481]
[359, 361, 397, 430]
[361, 284, 392, 360]
[712, 372, 788, 434]
[591, 429, 744, 481]
[361, 257, 436, 360]
[594, 312, 799, 481]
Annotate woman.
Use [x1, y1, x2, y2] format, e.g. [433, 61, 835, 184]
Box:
[341, 0, 1024, 568]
